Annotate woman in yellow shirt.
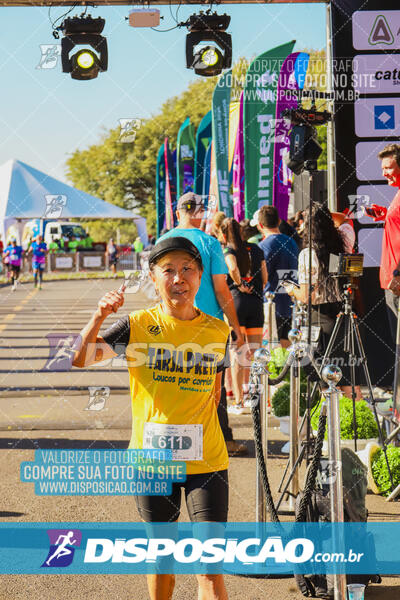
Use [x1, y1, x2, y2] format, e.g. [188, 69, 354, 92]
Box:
[73, 236, 230, 600]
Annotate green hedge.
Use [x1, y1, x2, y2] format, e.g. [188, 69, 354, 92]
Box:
[311, 396, 379, 440]
[371, 445, 400, 497]
[271, 382, 319, 418]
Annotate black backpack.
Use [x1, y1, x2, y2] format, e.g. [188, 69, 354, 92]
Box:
[294, 447, 381, 598]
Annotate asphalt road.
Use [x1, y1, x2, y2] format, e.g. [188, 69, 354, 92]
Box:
[0, 278, 399, 599]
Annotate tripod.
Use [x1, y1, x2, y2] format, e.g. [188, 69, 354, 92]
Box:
[319, 280, 395, 490]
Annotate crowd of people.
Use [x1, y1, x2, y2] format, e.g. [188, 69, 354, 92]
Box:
[28, 144, 400, 599]
[0, 232, 153, 288]
[0, 234, 48, 290]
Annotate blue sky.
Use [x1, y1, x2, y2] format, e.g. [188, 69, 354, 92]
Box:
[0, 3, 326, 183]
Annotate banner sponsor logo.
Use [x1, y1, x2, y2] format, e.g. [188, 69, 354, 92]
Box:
[354, 98, 400, 137]
[352, 10, 400, 50]
[352, 54, 400, 94]
[0, 522, 399, 574]
[83, 535, 314, 565]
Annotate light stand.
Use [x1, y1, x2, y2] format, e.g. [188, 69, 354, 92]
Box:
[321, 281, 395, 491]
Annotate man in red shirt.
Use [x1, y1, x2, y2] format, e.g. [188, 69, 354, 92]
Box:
[367, 144, 400, 340]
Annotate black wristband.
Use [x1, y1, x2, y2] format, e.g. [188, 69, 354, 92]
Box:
[393, 269, 400, 277]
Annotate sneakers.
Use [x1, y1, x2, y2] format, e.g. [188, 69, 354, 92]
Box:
[226, 440, 248, 456]
[243, 397, 255, 408]
[228, 405, 244, 415]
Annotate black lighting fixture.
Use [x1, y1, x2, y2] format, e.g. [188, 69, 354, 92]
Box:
[185, 11, 232, 77]
[282, 101, 331, 175]
[287, 123, 323, 175]
[60, 14, 108, 80]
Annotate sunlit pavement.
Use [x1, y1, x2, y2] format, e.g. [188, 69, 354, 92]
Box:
[0, 279, 398, 599]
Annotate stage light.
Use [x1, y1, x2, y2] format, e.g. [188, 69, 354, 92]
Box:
[60, 14, 108, 81]
[185, 11, 232, 77]
[76, 50, 95, 69]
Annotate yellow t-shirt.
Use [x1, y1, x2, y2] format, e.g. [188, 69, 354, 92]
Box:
[125, 304, 229, 475]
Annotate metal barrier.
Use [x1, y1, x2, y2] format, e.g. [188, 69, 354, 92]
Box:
[19, 251, 143, 273]
[322, 365, 347, 600]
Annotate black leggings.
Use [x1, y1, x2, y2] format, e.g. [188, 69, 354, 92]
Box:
[135, 470, 229, 523]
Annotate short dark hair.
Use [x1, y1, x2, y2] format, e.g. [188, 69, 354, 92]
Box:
[258, 205, 279, 228]
[378, 144, 400, 167]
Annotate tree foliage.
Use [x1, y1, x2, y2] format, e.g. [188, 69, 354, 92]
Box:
[66, 49, 326, 240]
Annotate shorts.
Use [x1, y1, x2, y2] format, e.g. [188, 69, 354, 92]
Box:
[232, 291, 264, 329]
[135, 469, 228, 523]
[10, 264, 20, 276]
[32, 261, 45, 270]
[276, 315, 291, 340]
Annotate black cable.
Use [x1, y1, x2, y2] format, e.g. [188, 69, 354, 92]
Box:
[267, 355, 293, 386]
[251, 401, 281, 523]
[175, 0, 182, 25]
[169, 0, 178, 24]
[296, 405, 327, 522]
[48, 3, 79, 31]
[150, 25, 180, 33]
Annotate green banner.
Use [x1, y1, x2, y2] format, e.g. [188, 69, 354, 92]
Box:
[194, 111, 212, 195]
[243, 41, 295, 219]
[176, 117, 195, 199]
[155, 143, 165, 238]
[212, 70, 232, 216]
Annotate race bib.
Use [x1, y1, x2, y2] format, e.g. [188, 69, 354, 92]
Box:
[142, 423, 203, 461]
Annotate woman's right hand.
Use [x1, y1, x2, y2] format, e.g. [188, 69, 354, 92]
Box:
[238, 283, 253, 294]
[96, 287, 125, 319]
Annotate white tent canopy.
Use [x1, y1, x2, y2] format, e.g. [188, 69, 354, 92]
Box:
[0, 159, 148, 244]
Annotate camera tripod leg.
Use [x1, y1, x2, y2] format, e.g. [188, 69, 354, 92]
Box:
[351, 313, 395, 491]
[276, 443, 307, 512]
[348, 313, 359, 452]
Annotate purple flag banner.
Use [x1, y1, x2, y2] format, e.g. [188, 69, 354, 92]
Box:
[273, 52, 309, 221]
[232, 91, 245, 222]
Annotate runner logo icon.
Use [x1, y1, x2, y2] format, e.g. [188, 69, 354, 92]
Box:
[42, 529, 82, 568]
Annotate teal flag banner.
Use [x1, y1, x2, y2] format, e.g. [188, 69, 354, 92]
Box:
[212, 70, 232, 216]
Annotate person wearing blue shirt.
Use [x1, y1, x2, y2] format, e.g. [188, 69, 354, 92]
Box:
[257, 205, 299, 348]
[158, 192, 248, 456]
[4, 238, 23, 290]
[27, 234, 47, 289]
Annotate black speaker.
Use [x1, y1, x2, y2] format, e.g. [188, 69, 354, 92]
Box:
[292, 170, 327, 213]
